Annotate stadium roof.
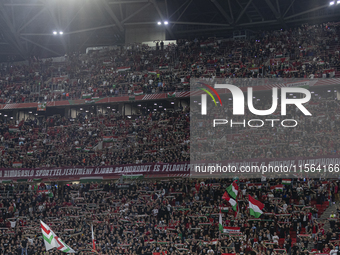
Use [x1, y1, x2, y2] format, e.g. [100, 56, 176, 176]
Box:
[0, 0, 339, 61]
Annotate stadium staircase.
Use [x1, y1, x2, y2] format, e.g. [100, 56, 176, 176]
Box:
[278, 200, 330, 249]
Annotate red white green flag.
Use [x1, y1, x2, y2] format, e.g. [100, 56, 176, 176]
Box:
[226, 180, 238, 199]
[248, 195, 264, 218]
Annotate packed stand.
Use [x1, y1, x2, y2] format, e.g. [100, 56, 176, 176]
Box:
[0, 108, 190, 169]
[0, 178, 336, 255]
[0, 23, 340, 104]
[191, 86, 340, 161]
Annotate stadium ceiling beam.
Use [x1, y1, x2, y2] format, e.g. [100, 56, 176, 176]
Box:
[172, 0, 193, 28]
[171, 21, 230, 27]
[18, 6, 47, 33]
[102, 0, 124, 32]
[235, 0, 253, 24]
[276, 0, 280, 14]
[0, 2, 26, 59]
[235, 1, 252, 22]
[264, 0, 288, 29]
[165, 0, 169, 19]
[124, 21, 230, 27]
[175, 19, 277, 34]
[63, 4, 87, 33]
[3, 3, 44, 7]
[66, 24, 117, 35]
[44, 1, 68, 52]
[108, 0, 149, 4]
[284, 4, 328, 20]
[283, 0, 296, 18]
[211, 0, 233, 24]
[264, 0, 280, 19]
[169, 0, 191, 19]
[20, 36, 62, 56]
[284, 13, 340, 23]
[227, 0, 234, 23]
[20, 24, 118, 36]
[151, 0, 175, 39]
[251, 2, 264, 21]
[119, 4, 124, 20]
[121, 3, 152, 23]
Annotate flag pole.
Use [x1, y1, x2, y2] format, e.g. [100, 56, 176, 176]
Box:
[219, 206, 221, 241]
[92, 223, 96, 253]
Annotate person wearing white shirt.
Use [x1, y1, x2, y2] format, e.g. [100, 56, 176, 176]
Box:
[272, 232, 279, 245]
[330, 248, 338, 255]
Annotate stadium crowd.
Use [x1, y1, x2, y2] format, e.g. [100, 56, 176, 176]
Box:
[0, 21, 339, 255]
[191, 89, 340, 162]
[0, 22, 339, 104]
[0, 178, 336, 255]
[0, 107, 190, 168]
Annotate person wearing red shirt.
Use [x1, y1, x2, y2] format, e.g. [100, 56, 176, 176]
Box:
[323, 244, 331, 254]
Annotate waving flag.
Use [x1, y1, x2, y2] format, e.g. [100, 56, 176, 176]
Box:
[226, 181, 238, 199]
[40, 220, 75, 253]
[248, 195, 264, 218]
[219, 209, 223, 233]
[41, 221, 57, 251]
[282, 179, 291, 185]
[222, 192, 237, 211]
[54, 236, 75, 253]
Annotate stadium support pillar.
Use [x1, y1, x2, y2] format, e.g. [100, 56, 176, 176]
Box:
[64, 107, 70, 118]
[337, 90, 340, 100]
[173, 99, 180, 110]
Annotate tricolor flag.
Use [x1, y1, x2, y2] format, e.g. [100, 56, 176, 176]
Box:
[219, 206, 229, 212]
[210, 239, 219, 245]
[219, 209, 223, 233]
[82, 93, 92, 99]
[249, 67, 259, 72]
[103, 136, 114, 142]
[247, 183, 262, 189]
[282, 179, 291, 185]
[248, 195, 264, 218]
[318, 61, 325, 65]
[134, 90, 143, 96]
[223, 226, 241, 234]
[167, 92, 176, 98]
[92, 224, 96, 252]
[226, 180, 238, 199]
[148, 71, 157, 75]
[83, 148, 91, 152]
[27, 151, 33, 155]
[117, 67, 131, 72]
[270, 185, 284, 191]
[159, 64, 168, 70]
[222, 192, 237, 211]
[275, 53, 283, 58]
[9, 127, 19, 133]
[75, 147, 82, 151]
[12, 162, 22, 168]
[41, 221, 56, 251]
[41, 220, 75, 253]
